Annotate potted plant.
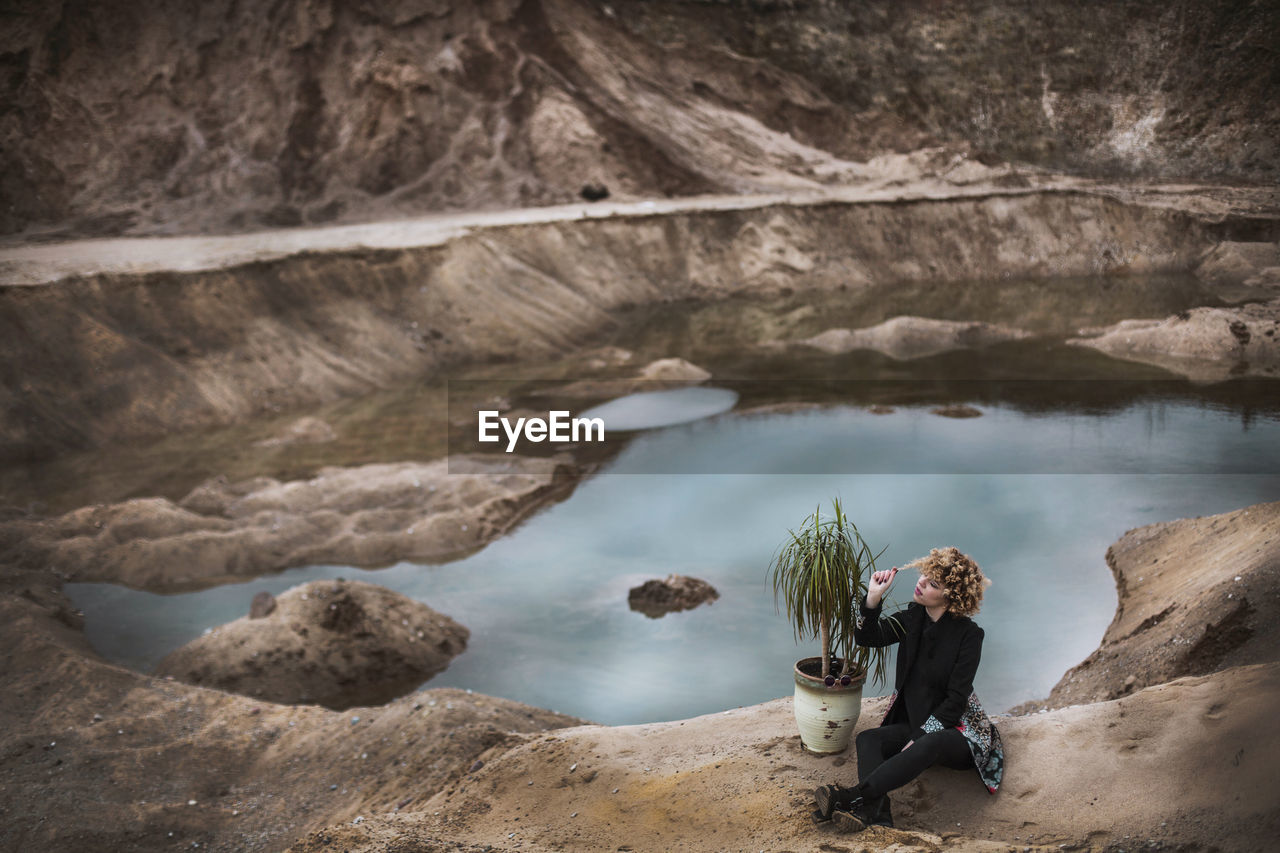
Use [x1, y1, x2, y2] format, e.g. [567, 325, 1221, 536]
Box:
[768, 498, 900, 753]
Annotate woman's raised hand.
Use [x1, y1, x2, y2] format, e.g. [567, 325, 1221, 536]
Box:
[865, 567, 898, 607]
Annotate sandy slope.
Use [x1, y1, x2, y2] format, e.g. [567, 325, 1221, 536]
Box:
[1028, 501, 1280, 711]
[0, 565, 583, 853]
[288, 664, 1280, 853]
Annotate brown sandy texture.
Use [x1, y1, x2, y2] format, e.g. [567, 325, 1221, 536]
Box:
[1068, 298, 1280, 381]
[1025, 500, 1280, 711]
[252, 415, 338, 448]
[0, 567, 584, 853]
[800, 316, 1033, 360]
[1067, 238, 1280, 381]
[0, 453, 582, 590]
[285, 662, 1280, 853]
[155, 579, 469, 709]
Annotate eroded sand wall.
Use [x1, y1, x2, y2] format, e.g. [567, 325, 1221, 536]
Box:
[0, 192, 1218, 461]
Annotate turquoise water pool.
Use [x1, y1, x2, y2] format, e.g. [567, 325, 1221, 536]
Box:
[68, 394, 1280, 724]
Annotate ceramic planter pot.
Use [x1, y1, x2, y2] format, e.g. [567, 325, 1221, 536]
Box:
[793, 657, 866, 753]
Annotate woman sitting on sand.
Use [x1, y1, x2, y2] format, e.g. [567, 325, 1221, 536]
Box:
[812, 546, 1004, 832]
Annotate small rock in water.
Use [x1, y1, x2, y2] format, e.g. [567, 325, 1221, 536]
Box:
[931, 404, 983, 419]
[628, 574, 719, 618]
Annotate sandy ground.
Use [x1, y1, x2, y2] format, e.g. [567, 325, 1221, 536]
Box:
[0, 563, 584, 853]
[290, 664, 1280, 853]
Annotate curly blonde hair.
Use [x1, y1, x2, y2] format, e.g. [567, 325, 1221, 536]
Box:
[902, 546, 989, 617]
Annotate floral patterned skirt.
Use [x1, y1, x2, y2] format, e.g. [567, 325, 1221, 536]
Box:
[882, 689, 1004, 793]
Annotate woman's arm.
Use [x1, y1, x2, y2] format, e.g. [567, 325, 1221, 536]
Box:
[922, 623, 984, 731]
[853, 598, 910, 648]
[854, 566, 909, 647]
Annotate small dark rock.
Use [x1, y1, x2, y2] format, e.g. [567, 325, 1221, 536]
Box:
[580, 183, 609, 202]
[930, 404, 983, 419]
[628, 574, 719, 618]
[469, 760, 484, 773]
[250, 591, 277, 619]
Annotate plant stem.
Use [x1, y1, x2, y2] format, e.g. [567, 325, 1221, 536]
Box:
[820, 614, 830, 678]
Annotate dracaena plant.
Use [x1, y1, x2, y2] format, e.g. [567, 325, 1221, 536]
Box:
[768, 497, 902, 682]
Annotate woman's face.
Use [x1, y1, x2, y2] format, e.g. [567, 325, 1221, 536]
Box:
[913, 573, 948, 609]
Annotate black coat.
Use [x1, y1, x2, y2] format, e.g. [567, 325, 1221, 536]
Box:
[854, 599, 984, 741]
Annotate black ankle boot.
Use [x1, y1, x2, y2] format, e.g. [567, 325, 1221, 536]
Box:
[811, 783, 859, 822]
[866, 794, 893, 828]
[830, 801, 868, 834]
[832, 792, 892, 833]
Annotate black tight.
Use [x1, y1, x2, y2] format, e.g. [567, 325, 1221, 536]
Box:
[854, 722, 974, 798]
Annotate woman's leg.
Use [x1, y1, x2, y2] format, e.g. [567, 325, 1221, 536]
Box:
[815, 724, 912, 822]
[855, 723, 913, 784]
[857, 728, 973, 798]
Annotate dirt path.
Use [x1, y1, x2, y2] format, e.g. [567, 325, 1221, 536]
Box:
[5, 175, 1270, 287]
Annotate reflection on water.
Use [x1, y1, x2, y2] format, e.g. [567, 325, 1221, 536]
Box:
[68, 398, 1280, 725]
[0, 272, 1221, 513]
[577, 387, 740, 431]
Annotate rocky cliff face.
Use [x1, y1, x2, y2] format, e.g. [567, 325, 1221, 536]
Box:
[634, 0, 1280, 180]
[3, 0, 1276, 239]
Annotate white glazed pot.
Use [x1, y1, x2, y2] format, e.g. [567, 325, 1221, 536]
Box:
[793, 657, 865, 753]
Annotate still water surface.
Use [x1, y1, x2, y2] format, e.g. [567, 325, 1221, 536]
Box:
[69, 397, 1280, 725]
